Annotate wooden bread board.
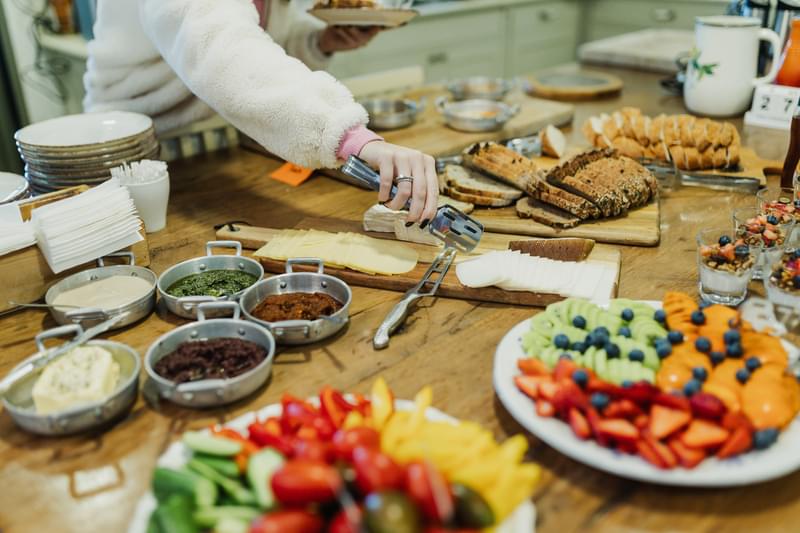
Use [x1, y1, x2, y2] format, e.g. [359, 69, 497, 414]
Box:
[0, 186, 151, 313]
[689, 147, 780, 185]
[216, 218, 621, 307]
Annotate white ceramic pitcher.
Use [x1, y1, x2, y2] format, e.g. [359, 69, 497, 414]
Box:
[684, 16, 781, 117]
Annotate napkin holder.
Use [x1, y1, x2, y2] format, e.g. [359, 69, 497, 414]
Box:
[0, 186, 151, 314]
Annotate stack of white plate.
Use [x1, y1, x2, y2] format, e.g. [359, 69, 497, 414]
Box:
[15, 111, 159, 194]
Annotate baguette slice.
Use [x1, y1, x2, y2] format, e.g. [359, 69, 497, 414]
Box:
[443, 165, 523, 200]
[508, 238, 595, 261]
[444, 186, 514, 207]
[515, 197, 582, 228]
[541, 124, 567, 159]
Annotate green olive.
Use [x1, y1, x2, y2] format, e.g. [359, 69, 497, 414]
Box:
[363, 491, 421, 533]
[452, 483, 495, 528]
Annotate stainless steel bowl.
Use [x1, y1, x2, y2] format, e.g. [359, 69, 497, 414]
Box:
[44, 252, 157, 329]
[240, 258, 351, 345]
[2, 325, 140, 436]
[436, 97, 521, 133]
[157, 241, 264, 319]
[360, 98, 423, 130]
[446, 77, 514, 101]
[144, 302, 276, 408]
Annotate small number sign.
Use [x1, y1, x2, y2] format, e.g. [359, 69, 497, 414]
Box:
[745, 84, 800, 130]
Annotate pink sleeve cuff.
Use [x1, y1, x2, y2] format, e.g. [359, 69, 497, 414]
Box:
[337, 125, 383, 160]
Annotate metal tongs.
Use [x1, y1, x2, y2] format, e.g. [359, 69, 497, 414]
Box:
[340, 155, 484, 349]
[434, 134, 543, 173]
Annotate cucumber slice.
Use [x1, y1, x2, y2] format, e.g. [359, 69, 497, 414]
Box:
[193, 506, 260, 528]
[608, 358, 621, 385]
[247, 449, 285, 509]
[583, 347, 596, 373]
[215, 518, 250, 533]
[153, 467, 217, 508]
[193, 455, 240, 479]
[154, 494, 199, 533]
[188, 459, 257, 506]
[594, 350, 608, 381]
[183, 432, 242, 457]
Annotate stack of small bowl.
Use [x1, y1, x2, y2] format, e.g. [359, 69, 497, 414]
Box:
[15, 111, 159, 194]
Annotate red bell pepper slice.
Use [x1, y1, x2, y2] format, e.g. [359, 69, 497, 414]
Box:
[248, 422, 294, 456]
[320, 386, 354, 429]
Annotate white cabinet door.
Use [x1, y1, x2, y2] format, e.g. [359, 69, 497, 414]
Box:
[508, 0, 581, 75]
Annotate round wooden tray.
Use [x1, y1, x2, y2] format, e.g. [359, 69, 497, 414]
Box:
[525, 70, 623, 101]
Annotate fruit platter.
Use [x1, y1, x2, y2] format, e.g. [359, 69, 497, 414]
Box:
[493, 292, 800, 486]
[130, 379, 539, 533]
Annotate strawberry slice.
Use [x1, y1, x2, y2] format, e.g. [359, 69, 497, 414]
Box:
[517, 358, 549, 376]
[617, 441, 638, 455]
[617, 381, 659, 405]
[604, 399, 643, 419]
[633, 414, 649, 430]
[586, 377, 624, 397]
[667, 437, 706, 468]
[652, 392, 691, 412]
[649, 405, 691, 440]
[689, 393, 726, 420]
[585, 407, 610, 447]
[568, 408, 591, 440]
[514, 375, 551, 400]
[553, 357, 579, 382]
[721, 411, 754, 432]
[681, 419, 730, 449]
[538, 381, 559, 402]
[717, 426, 753, 459]
[536, 400, 556, 418]
[636, 439, 666, 468]
[597, 418, 640, 444]
[642, 429, 678, 468]
[552, 380, 589, 416]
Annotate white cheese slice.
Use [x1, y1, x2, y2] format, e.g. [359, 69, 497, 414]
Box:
[393, 219, 441, 247]
[456, 251, 507, 288]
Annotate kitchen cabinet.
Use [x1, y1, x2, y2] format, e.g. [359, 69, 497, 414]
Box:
[508, 0, 581, 75]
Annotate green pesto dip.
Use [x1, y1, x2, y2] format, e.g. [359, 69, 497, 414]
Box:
[166, 270, 258, 298]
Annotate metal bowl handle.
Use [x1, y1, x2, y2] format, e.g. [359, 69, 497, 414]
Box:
[64, 307, 108, 323]
[35, 324, 84, 352]
[271, 320, 312, 339]
[286, 258, 324, 274]
[435, 96, 449, 114]
[206, 240, 242, 257]
[197, 301, 241, 322]
[175, 379, 227, 394]
[96, 251, 135, 267]
[500, 104, 521, 123]
[178, 295, 216, 312]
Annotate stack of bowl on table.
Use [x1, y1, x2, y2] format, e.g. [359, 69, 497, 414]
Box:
[15, 111, 159, 194]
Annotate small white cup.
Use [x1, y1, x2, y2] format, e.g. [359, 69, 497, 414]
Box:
[125, 174, 169, 233]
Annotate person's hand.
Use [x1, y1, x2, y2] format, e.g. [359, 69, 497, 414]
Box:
[318, 26, 381, 54]
[358, 141, 439, 225]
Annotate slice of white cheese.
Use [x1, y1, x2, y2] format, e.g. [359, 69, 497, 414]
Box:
[456, 251, 507, 288]
[32, 345, 120, 415]
[393, 219, 441, 247]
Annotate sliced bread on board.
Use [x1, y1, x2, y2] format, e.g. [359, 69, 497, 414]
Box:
[443, 165, 524, 201]
[515, 197, 581, 228]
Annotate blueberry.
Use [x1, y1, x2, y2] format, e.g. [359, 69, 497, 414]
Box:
[718, 235, 732, 246]
[590, 392, 610, 411]
[692, 367, 708, 382]
[667, 330, 684, 345]
[690, 310, 706, 325]
[621, 308, 634, 321]
[618, 326, 632, 338]
[654, 309, 667, 323]
[746, 356, 761, 371]
[656, 342, 672, 359]
[727, 343, 743, 358]
[559, 353, 573, 361]
[594, 326, 610, 337]
[621, 380, 633, 388]
[792, 249, 800, 260]
[728, 317, 740, 329]
[753, 428, 780, 450]
[767, 214, 779, 225]
[572, 315, 587, 329]
[605, 342, 621, 359]
[628, 349, 645, 362]
[593, 333, 607, 348]
[571, 342, 587, 353]
[554, 334, 570, 349]
[585, 333, 595, 347]
[695, 336, 712, 353]
[683, 379, 701, 396]
[734, 244, 750, 258]
[736, 368, 751, 383]
[723, 329, 741, 345]
[710, 351, 726, 366]
[572, 369, 589, 388]
[794, 275, 800, 289]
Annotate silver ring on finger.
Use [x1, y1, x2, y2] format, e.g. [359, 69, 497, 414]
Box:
[393, 175, 414, 185]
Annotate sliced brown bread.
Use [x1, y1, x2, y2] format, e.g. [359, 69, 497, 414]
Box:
[515, 197, 581, 228]
[529, 180, 602, 220]
[437, 194, 474, 214]
[462, 142, 543, 191]
[443, 165, 523, 201]
[444, 186, 514, 207]
[508, 238, 595, 261]
[546, 149, 628, 217]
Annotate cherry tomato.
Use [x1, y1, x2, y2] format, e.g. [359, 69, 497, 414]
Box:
[328, 507, 363, 533]
[271, 460, 342, 505]
[249, 510, 323, 533]
[405, 460, 454, 524]
[332, 427, 381, 461]
[291, 438, 333, 463]
[311, 415, 335, 441]
[352, 446, 404, 494]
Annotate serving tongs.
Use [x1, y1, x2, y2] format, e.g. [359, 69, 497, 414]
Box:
[434, 134, 543, 173]
[640, 158, 761, 194]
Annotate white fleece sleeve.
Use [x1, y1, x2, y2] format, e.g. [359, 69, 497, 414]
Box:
[137, 0, 367, 168]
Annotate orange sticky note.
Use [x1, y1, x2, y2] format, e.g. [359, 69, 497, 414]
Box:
[270, 162, 314, 186]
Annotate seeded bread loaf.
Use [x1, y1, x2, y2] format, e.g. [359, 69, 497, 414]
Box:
[443, 165, 524, 201]
[462, 142, 544, 191]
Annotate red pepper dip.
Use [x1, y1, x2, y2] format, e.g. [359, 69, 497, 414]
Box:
[251, 292, 343, 322]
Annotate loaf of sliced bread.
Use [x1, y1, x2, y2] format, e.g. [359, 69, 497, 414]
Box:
[443, 165, 523, 201]
[508, 238, 595, 261]
[515, 197, 581, 228]
[462, 142, 543, 191]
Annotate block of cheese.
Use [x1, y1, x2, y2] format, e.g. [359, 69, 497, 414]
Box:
[392, 218, 441, 247]
[255, 229, 418, 275]
[32, 345, 121, 414]
[362, 196, 475, 233]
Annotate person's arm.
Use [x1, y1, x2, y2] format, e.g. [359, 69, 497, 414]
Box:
[137, 0, 366, 169]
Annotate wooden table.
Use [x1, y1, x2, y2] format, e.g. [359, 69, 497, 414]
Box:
[1, 66, 798, 533]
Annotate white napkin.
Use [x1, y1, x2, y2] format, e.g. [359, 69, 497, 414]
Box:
[0, 202, 36, 256]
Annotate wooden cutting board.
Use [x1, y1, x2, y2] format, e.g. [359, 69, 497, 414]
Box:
[377, 86, 574, 158]
[690, 147, 781, 185]
[216, 218, 621, 307]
